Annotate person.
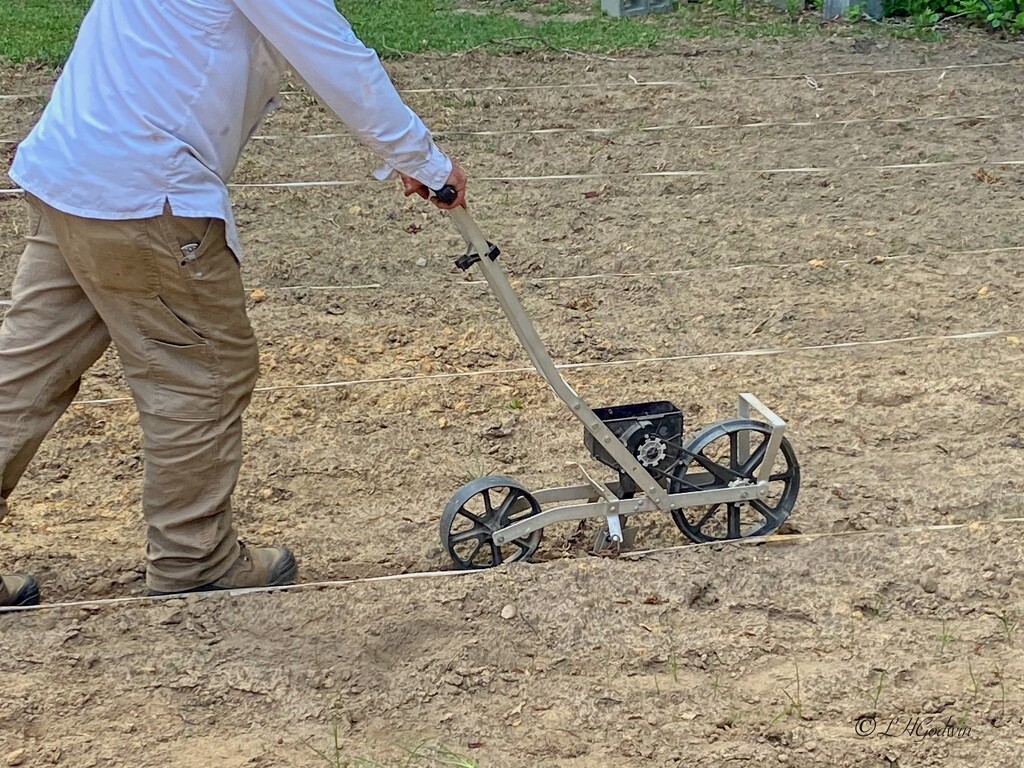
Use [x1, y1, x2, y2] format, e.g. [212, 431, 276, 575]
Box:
[0, 0, 467, 607]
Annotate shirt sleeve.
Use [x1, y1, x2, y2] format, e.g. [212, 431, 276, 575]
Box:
[233, 0, 452, 189]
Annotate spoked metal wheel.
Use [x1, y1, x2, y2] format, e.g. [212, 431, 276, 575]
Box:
[668, 419, 799, 543]
[440, 476, 543, 569]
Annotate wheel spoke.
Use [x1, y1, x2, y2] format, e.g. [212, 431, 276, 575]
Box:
[769, 468, 794, 483]
[450, 528, 489, 545]
[512, 537, 534, 554]
[692, 504, 720, 532]
[729, 431, 740, 471]
[490, 540, 503, 565]
[692, 451, 743, 484]
[464, 539, 483, 564]
[495, 487, 521, 519]
[738, 438, 769, 478]
[482, 488, 495, 519]
[727, 504, 741, 538]
[751, 499, 780, 527]
[457, 508, 486, 527]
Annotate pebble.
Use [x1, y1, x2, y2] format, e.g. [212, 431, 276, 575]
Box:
[157, 608, 184, 626]
[500, 603, 518, 620]
[442, 672, 462, 688]
[6, 749, 26, 767]
[415, 257, 428, 267]
[89, 577, 113, 594]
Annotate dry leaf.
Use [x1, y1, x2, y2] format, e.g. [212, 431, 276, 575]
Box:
[973, 167, 999, 184]
[808, 258, 827, 268]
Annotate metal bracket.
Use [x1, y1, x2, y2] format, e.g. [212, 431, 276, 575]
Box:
[594, 525, 637, 553]
[455, 242, 500, 271]
[737, 393, 786, 484]
[572, 462, 633, 550]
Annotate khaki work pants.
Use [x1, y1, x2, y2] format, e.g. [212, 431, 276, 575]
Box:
[0, 194, 258, 592]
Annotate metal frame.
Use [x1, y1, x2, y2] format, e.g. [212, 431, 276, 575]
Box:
[447, 208, 788, 547]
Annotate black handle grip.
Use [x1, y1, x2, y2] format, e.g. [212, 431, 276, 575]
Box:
[432, 185, 458, 205]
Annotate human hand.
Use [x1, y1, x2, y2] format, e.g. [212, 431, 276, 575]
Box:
[399, 162, 467, 210]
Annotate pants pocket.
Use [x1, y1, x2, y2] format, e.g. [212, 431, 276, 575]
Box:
[165, 214, 233, 281]
[77, 220, 162, 297]
[150, 296, 207, 346]
[142, 338, 222, 420]
[133, 295, 221, 420]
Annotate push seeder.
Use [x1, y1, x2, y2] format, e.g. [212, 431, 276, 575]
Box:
[431, 189, 800, 570]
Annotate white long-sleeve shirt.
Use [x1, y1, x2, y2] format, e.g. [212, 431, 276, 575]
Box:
[9, 0, 452, 257]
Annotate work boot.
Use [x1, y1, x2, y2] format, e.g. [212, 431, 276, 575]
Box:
[0, 574, 40, 607]
[149, 542, 297, 596]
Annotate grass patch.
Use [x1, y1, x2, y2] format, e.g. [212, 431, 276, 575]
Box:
[0, 0, 859, 68]
[0, 0, 92, 64]
[351, 0, 671, 56]
[1, 0, 973, 69]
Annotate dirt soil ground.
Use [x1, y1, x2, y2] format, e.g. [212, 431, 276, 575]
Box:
[2, 29, 1024, 767]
